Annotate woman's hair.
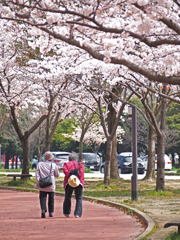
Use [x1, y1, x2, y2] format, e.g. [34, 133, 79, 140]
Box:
[69, 152, 77, 161]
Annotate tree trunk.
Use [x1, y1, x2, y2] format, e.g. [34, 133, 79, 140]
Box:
[12, 156, 14, 169]
[9, 97, 54, 177]
[45, 140, 51, 151]
[104, 137, 112, 186]
[144, 126, 156, 180]
[45, 116, 50, 151]
[5, 157, 9, 169]
[79, 135, 84, 163]
[45, 112, 61, 151]
[156, 85, 167, 191]
[156, 133, 165, 191]
[110, 133, 120, 179]
[78, 111, 95, 163]
[15, 156, 18, 169]
[108, 101, 119, 180]
[37, 127, 45, 161]
[21, 132, 30, 174]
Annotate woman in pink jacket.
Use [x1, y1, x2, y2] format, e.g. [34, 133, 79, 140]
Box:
[36, 151, 60, 218]
[63, 152, 84, 218]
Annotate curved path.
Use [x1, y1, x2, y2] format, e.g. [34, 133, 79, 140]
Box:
[0, 189, 145, 240]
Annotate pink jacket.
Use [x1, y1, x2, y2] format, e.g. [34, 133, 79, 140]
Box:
[35, 160, 60, 192]
[63, 161, 84, 189]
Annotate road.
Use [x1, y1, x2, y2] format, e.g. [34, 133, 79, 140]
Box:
[1, 171, 180, 180]
[0, 189, 145, 240]
[86, 171, 180, 180]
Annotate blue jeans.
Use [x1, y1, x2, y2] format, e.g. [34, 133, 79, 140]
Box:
[39, 191, 54, 213]
[63, 184, 83, 217]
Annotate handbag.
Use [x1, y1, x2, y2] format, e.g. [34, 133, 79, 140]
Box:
[69, 161, 79, 176]
[39, 163, 52, 188]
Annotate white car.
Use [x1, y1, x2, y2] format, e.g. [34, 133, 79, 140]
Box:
[118, 152, 132, 157]
[142, 154, 172, 171]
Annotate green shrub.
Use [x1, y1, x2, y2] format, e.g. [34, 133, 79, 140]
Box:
[84, 167, 94, 173]
[0, 165, 4, 169]
[174, 163, 180, 169]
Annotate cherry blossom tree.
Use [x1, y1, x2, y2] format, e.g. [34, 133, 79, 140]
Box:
[127, 80, 180, 190]
[58, 58, 133, 183]
[0, 21, 79, 174]
[0, 55, 55, 174]
[1, 0, 180, 188]
[76, 73, 133, 183]
[29, 121, 46, 162]
[63, 110, 97, 159]
[0, 0, 180, 85]
[69, 122, 124, 154]
[77, 123, 106, 154]
[65, 121, 124, 153]
[73, 109, 97, 161]
[0, 104, 10, 135]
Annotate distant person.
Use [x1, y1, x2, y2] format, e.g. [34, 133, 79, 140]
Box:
[35, 151, 60, 218]
[63, 152, 84, 218]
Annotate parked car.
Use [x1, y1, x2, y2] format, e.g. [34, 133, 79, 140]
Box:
[31, 158, 38, 169]
[100, 154, 145, 174]
[31, 151, 71, 170]
[119, 152, 132, 157]
[1, 156, 21, 169]
[9, 156, 21, 169]
[141, 154, 172, 171]
[78, 153, 100, 171]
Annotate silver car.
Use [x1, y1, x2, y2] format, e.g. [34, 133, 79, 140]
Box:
[40, 151, 71, 170]
[32, 151, 71, 170]
[31, 158, 38, 169]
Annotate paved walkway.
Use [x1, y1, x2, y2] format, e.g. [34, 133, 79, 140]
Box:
[0, 189, 145, 240]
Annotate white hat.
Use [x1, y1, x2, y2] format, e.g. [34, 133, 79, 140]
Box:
[44, 151, 54, 161]
[68, 175, 80, 188]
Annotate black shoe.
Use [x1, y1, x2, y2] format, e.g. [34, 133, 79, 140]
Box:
[41, 210, 46, 218]
[49, 212, 53, 217]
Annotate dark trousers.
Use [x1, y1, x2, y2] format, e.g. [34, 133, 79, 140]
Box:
[39, 191, 54, 213]
[63, 184, 83, 217]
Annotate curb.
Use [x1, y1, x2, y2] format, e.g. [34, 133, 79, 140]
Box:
[0, 186, 154, 239]
[81, 196, 154, 240]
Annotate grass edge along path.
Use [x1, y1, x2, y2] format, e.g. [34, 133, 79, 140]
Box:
[0, 185, 154, 240]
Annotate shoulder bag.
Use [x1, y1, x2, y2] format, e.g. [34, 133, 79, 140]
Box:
[39, 163, 52, 188]
[69, 161, 79, 176]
